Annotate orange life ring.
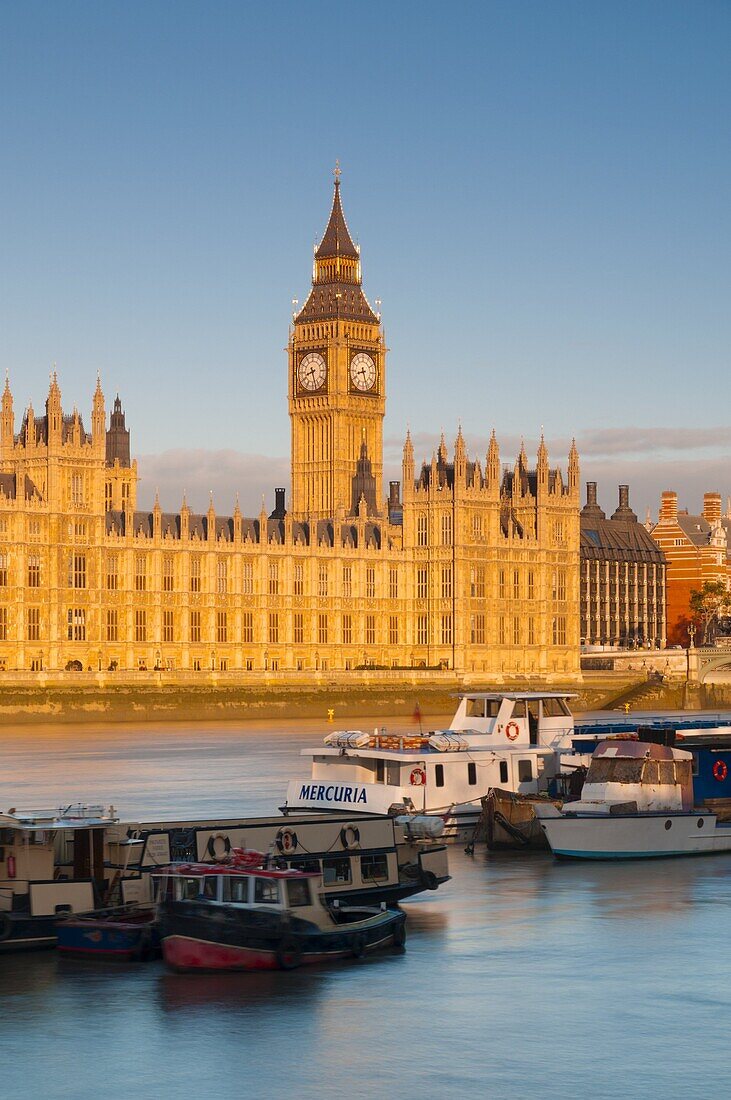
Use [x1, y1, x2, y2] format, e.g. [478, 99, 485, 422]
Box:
[713, 760, 728, 782]
[505, 721, 520, 742]
[410, 767, 426, 787]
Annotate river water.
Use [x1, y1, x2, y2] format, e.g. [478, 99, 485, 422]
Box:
[2, 716, 731, 1100]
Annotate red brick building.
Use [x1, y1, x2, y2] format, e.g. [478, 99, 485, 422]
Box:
[650, 491, 731, 645]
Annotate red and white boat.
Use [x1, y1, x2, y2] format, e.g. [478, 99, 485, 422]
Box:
[154, 849, 406, 971]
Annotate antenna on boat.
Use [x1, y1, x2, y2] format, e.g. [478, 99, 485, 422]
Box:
[412, 701, 423, 736]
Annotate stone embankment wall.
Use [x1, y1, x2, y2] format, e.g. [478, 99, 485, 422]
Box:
[0, 669, 650, 725]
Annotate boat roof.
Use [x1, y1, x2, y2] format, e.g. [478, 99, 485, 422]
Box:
[458, 692, 578, 701]
[594, 740, 692, 762]
[153, 862, 318, 880]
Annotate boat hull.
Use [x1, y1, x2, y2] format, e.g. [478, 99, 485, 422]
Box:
[56, 913, 156, 959]
[0, 913, 58, 953]
[159, 900, 405, 972]
[539, 811, 731, 860]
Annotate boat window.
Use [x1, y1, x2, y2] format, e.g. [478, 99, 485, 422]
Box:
[286, 879, 311, 907]
[254, 878, 280, 905]
[202, 876, 219, 900]
[287, 857, 320, 874]
[361, 853, 389, 882]
[499, 760, 509, 784]
[222, 876, 250, 903]
[177, 877, 202, 901]
[485, 700, 501, 718]
[467, 762, 477, 786]
[466, 699, 485, 718]
[322, 856, 352, 886]
[518, 760, 533, 782]
[658, 761, 675, 785]
[643, 761, 659, 784]
[587, 759, 644, 784]
[435, 764, 445, 788]
[387, 762, 400, 786]
[0, 828, 14, 844]
[512, 701, 526, 718]
[542, 698, 571, 717]
[375, 759, 385, 783]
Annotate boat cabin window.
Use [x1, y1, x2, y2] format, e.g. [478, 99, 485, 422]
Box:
[322, 856, 352, 886]
[222, 876, 250, 904]
[202, 876, 219, 901]
[467, 762, 477, 786]
[286, 879, 311, 907]
[176, 876, 203, 901]
[518, 760, 533, 782]
[435, 764, 445, 788]
[375, 759, 385, 783]
[587, 758, 644, 784]
[253, 878, 280, 905]
[499, 761, 509, 784]
[287, 857, 321, 874]
[542, 698, 571, 717]
[465, 699, 501, 718]
[527, 702, 540, 745]
[361, 853, 389, 882]
[512, 701, 526, 718]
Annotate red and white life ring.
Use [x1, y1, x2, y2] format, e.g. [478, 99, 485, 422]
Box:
[276, 828, 298, 854]
[505, 721, 520, 742]
[410, 767, 427, 787]
[7, 854, 16, 879]
[713, 759, 728, 782]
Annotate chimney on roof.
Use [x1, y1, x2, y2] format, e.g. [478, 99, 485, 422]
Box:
[611, 484, 637, 523]
[703, 492, 722, 525]
[389, 481, 400, 507]
[660, 491, 678, 521]
[270, 487, 286, 519]
[581, 480, 605, 520]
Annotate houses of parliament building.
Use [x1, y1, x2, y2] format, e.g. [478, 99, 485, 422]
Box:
[0, 175, 581, 680]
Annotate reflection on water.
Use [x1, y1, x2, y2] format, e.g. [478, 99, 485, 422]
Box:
[2, 718, 731, 1100]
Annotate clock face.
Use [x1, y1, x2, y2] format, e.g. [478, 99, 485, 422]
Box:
[297, 352, 326, 392]
[350, 352, 377, 392]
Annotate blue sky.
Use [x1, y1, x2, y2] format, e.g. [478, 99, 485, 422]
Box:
[0, 1, 729, 518]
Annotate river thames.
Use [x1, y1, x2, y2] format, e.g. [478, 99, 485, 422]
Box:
[2, 716, 731, 1100]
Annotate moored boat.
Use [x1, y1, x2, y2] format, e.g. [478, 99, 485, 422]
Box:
[155, 848, 406, 971]
[536, 739, 731, 860]
[55, 906, 157, 960]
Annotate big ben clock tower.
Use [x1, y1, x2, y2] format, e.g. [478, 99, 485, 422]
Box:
[288, 167, 386, 520]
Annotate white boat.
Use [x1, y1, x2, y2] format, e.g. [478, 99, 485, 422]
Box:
[535, 739, 731, 860]
[283, 692, 577, 841]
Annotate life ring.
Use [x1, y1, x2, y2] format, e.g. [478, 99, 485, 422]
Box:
[351, 932, 367, 958]
[713, 760, 728, 782]
[340, 824, 361, 850]
[7, 854, 16, 879]
[409, 767, 426, 787]
[206, 834, 231, 860]
[0, 912, 12, 942]
[276, 935, 303, 970]
[505, 721, 520, 741]
[275, 828, 298, 854]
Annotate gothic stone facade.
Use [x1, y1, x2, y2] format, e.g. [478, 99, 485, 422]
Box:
[0, 179, 581, 679]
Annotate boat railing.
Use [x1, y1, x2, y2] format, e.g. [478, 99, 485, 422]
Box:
[3, 804, 118, 825]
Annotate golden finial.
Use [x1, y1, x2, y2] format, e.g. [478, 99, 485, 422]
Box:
[333, 159, 341, 184]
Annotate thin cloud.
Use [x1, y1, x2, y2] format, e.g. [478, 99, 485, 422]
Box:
[137, 449, 290, 516]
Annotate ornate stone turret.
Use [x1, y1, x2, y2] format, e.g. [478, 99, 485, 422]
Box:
[46, 371, 62, 443]
[537, 433, 548, 491]
[454, 425, 466, 485]
[92, 374, 105, 450]
[350, 437, 377, 516]
[106, 395, 130, 467]
[1, 375, 14, 455]
[568, 438, 579, 494]
[486, 429, 500, 490]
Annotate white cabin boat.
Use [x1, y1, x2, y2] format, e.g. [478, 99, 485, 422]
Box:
[283, 692, 577, 841]
[536, 739, 731, 859]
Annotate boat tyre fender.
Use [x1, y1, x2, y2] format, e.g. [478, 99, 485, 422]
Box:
[206, 834, 231, 859]
[351, 932, 367, 959]
[340, 825, 360, 850]
[0, 912, 12, 943]
[713, 760, 728, 782]
[276, 936, 302, 970]
[422, 870, 439, 891]
[392, 920, 406, 949]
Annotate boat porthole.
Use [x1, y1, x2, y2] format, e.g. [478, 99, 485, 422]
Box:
[664, 820, 672, 830]
[697, 818, 704, 828]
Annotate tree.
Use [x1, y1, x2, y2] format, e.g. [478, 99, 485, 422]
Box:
[689, 580, 731, 644]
